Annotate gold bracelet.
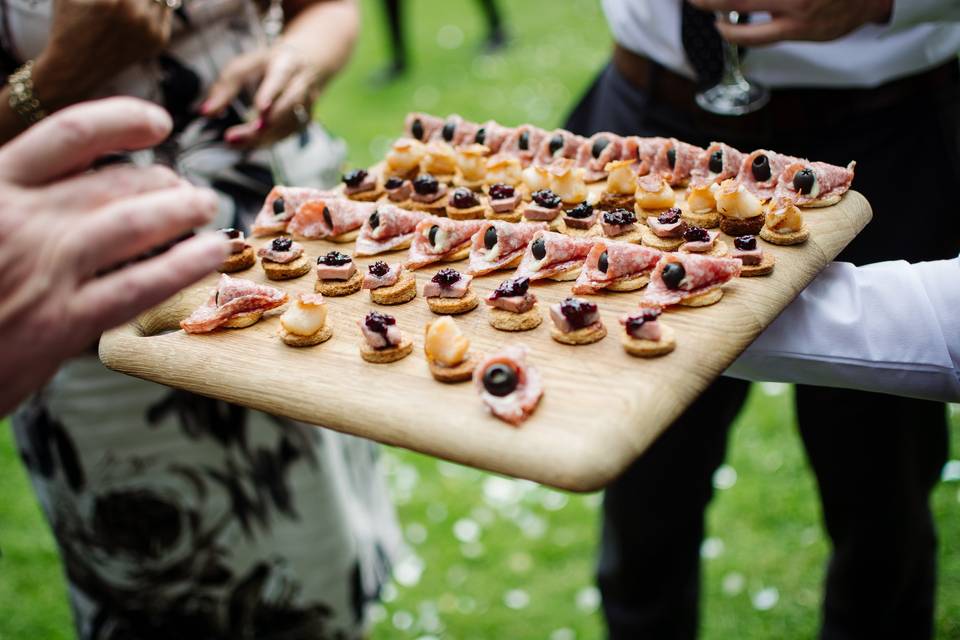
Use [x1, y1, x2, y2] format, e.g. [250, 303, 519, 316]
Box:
[8, 60, 48, 125]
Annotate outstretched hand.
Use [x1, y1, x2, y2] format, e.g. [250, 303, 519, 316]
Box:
[689, 0, 893, 45]
[0, 97, 229, 414]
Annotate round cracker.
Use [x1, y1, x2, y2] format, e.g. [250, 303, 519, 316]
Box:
[427, 352, 479, 383]
[551, 322, 607, 345]
[680, 287, 723, 307]
[800, 193, 841, 208]
[347, 188, 384, 202]
[440, 244, 471, 263]
[621, 324, 676, 358]
[739, 252, 776, 277]
[369, 272, 417, 305]
[641, 227, 684, 251]
[360, 337, 414, 363]
[446, 204, 487, 220]
[548, 266, 581, 282]
[315, 269, 363, 296]
[263, 255, 311, 280]
[680, 240, 729, 258]
[329, 228, 361, 243]
[488, 305, 542, 331]
[219, 245, 256, 273]
[485, 209, 522, 222]
[760, 225, 809, 246]
[563, 224, 601, 238]
[602, 227, 643, 245]
[222, 310, 263, 329]
[281, 324, 333, 347]
[427, 290, 480, 315]
[607, 273, 650, 292]
[683, 210, 720, 228]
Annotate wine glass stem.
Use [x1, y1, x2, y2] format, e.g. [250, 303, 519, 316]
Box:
[716, 11, 746, 86]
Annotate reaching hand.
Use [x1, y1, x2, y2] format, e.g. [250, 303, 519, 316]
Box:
[689, 0, 893, 46]
[0, 97, 229, 414]
[200, 44, 324, 148]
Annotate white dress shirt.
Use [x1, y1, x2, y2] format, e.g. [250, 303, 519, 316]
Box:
[602, 0, 960, 87]
[726, 257, 960, 403]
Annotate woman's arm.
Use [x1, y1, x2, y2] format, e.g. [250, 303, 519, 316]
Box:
[0, 0, 172, 144]
[725, 257, 960, 403]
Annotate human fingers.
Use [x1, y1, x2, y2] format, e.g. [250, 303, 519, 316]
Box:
[253, 47, 300, 113]
[715, 16, 807, 45]
[688, 0, 795, 12]
[224, 117, 265, 146]
[42, 164, 181, 212]
[70, 185, 219, 276]
[74, 231, 229, 332]
[0, 97, 172, 185]
[199, 52, 266, 117]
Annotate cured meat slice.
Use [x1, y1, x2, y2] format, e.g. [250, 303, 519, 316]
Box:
[499, 124, 547, 167]
[473, 120, 512, 153]
[287, 197, 376, 239]
[775, 160, 856, 206]
[473, 344, 543, 426]
[640, 253, 741, 308]
[406, 217, 487, 269]
[572, 240, 662, 294]
[737, 149, 803, 200]
[354, 204, 432, 256]
[533, 129, 586, 166]
[515, 230, 596, 281]
[467, 220, 548, 275]
[404, 112, 444, 142]
[690, 142, 745, 187]
[575, 132, 625, 182]
[252, 186, 333, 236]
[180, 274, 288, 334]
[430, 114, 480, 146]
[629, 136, 668, 175]
[652, 138, 704, 186]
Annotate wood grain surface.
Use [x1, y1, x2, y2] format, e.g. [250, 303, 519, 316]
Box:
[99, 190, 871, 492]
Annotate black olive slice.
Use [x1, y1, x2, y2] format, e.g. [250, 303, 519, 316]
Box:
[598, 251, 609, 273]
[482, 364, 518, 397]
[751, 154, 771, 182]
[662, 262, 686, 290]
[591, 136, 610, 159]
[709, 150, 723, 174]
[549, 134, 564, 156]
[518, 131, 530, 151]
[323, 206, 333, 230]
[793, 168, 816, 194]
[442, 121, 456, 142]
[531, 237, 546, 260]
[667, 147, 676, 169]
[273, 198, 285, 215]
[411, 118, 424, 141]
[369, 210, 380, 229]
[475, 127, 486, 145]
[428, 224, 440, 246]
[484, 226, 498, 250]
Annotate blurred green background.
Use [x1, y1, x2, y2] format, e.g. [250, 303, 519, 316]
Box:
[2, 1, 959, 639]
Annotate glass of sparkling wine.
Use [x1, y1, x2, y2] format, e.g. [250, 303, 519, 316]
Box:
[695, 11, 770, 116]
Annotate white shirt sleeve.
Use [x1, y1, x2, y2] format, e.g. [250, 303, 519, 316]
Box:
[889, 0, 960, 30]
[725, 257, 960, 403]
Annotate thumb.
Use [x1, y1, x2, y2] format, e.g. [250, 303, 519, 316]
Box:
[200, 52, 266, 116]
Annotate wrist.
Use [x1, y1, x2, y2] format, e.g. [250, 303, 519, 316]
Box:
[31, 50, 105, 111]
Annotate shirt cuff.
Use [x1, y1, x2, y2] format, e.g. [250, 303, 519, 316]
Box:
[888, 0, 960, 30]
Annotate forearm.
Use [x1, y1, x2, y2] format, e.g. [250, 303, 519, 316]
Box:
[726, 258, 960, 403]
[281, 0, 359, 90]
[889, 0, 960, 29]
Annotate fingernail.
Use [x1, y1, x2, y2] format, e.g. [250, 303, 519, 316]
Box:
[146, 106, 173, 136]
[255, 116, 266, 132]
[198, 101, 211, 116]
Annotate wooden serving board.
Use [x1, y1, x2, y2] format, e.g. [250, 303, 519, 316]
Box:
[100, 190, 871, 492]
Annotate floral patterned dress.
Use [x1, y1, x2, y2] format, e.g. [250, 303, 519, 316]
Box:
[4, 2, 402, 639]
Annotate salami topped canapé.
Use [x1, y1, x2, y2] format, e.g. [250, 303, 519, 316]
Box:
[180, 274, 288, 334]
[473, 344, 544, 426]
[252, 186, 334, 237]
[690, 142, 745, 188]
[575, 132, 625, 182]
[467, 220, 548, 275]
[640, 252, 741, 309]
[406, 217, 487, 269]
[354, 204, 432, 256]
[738, 149, 803, 201]
[572, 240, 663, 294]
[287, 196, 376, 241]
[652, 138, 704, 187]
[514, 230, 597, 281]
[775, 160, 856, 207]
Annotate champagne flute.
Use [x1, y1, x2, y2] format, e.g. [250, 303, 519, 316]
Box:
[695, 11, 770, 116]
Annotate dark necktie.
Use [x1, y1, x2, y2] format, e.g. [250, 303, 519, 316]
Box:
[680, 2, 724, 88]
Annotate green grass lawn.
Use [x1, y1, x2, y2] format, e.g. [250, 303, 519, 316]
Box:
[2, 2, 959, 639]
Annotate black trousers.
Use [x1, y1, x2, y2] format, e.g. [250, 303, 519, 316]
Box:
[565, 63, 957, 640]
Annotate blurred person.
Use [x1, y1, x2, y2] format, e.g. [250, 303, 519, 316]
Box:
[0, 97, 229, 416]
[373, 0, 507, 82]
[3, 1, 402, 638]
[564, 1, 960, 638]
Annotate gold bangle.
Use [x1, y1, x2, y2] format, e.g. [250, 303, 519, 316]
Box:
[8, 60, 48, 125]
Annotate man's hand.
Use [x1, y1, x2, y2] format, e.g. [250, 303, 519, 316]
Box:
[34, 0, 173, 109]
[0, 98, 229, 415]
[689, 0, 893, 46]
